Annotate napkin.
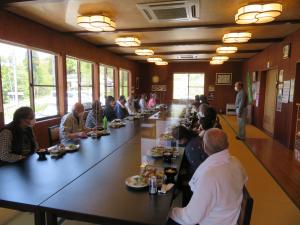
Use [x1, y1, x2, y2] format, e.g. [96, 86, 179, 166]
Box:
[159, 183, 174, 194]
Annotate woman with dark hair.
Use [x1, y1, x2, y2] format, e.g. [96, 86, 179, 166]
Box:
[192, 95, 201, 111]
[172, 125, 207, 175]
[85, 100, 103, 129]
[199, 94, 209, 105]
[115, 95, 129, 119]
[198, 106, 222, 137]
[172, 125, 208, 206]
[0, 107, 38, 163]
[103, 96, 116, 122]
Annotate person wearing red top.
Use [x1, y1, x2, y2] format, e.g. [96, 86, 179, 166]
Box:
[147, 93, 157, 108]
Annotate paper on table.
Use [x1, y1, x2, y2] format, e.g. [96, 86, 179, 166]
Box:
[141, 123, 155, 128]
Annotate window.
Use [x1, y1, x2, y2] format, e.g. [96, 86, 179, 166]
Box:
[173, 73, 205, 100]
[80, 61, 93, 107]
[99, 64, 115, 105]
[66, 57, 93, 111]
[119, 69, 130, 97]
[32, 50, 57, 119]
[0, 42, 58, 124]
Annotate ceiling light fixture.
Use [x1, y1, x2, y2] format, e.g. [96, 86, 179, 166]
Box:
[235, 3, 282, 24]
[115, 37, 141, 47]
[223, 32, 252, 43]
[147, 57, 162, 63]
[210, 60, 224, 65]
[77, 15, 116, 32]
[216, 46, 238, 54]
[212, 56, 229, 61]
[135, 49, 154, 56]
[155, 61, 168, 65]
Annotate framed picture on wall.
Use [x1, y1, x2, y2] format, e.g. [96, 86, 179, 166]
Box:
[283, 44, 291, 59]
[216, 73, 232, 85]
[151, 85, 167, 92]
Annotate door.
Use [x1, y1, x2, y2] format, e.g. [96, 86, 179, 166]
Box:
[263, 69, 277, 134]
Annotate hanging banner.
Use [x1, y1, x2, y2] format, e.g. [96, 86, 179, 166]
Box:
[255, 81, 260, 107]
[247, 71, 253, 103]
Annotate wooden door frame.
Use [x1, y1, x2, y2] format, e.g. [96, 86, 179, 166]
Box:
[290, 62, 300, 149]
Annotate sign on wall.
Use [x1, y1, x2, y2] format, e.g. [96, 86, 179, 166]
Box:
[215, 73, 232, 85]
[282, 80, 291, 103]
[290, 79, 295, 102]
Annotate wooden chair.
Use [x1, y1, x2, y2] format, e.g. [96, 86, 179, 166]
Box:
[237, 187, 254, 225]
[48, 125, 60, 146]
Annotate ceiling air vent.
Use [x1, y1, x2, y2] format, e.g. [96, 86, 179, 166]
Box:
[137, 0, 200, 22]
[178, 55, 198, 59]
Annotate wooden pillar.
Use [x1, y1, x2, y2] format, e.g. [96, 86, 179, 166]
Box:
[57, 53, 67, 116]
[93, 63, 99, 101]
[115, 67, 119, 99]
[0, 62, 4, 127]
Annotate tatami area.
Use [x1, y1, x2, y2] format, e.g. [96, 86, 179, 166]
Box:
[221, 115, 300, 225]
[1, 115, 300, 225]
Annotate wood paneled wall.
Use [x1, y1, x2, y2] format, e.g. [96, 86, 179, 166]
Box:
[138, 62, 243, 113]
[242, 29, 300, 149]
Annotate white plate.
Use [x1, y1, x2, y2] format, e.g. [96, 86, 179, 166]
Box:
[65, 144, 80, 151]
[125, 175, 148, 189]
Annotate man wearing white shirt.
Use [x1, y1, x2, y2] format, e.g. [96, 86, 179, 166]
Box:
[169, 128, 247, 225]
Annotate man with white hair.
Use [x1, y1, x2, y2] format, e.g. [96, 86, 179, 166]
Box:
[59, 103, 92, 143]
[169, 128, 247, 225]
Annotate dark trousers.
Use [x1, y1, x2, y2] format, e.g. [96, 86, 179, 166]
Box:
[166, 218, 181, 225]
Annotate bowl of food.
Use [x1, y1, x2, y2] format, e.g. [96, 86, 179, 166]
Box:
[163, 151, 173, 163]
[164, 167, 177, 183]
[148, 146, 165, 158]
[36, 149, 47, 160]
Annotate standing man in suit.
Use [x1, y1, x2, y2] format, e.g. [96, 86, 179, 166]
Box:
[235, 81, 247, 140]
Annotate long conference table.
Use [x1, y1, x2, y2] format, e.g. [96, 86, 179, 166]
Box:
[0, 105, 186, 225]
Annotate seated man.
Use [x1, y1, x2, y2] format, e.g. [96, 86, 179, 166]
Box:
[172, 125, 208, 206]
[103, 96, 116, 122]
[114, 95, 129, 119]
[85, 100, 103, 129]
[169, 128, 247, 225]
[0, 107, 38, 163]
[139, 93, 148, 112]
[60, 103, 91, 143]
[125, 95, 136, 115]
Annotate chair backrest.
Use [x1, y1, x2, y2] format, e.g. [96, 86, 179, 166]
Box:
[237, 187, 254, 225]
[48, 125, 60, 146]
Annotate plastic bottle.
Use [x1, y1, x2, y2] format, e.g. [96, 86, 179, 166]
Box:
[103, 116, 108, 130]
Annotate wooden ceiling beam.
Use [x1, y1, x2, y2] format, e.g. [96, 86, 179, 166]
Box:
[0, 0, 37, 3]
[119, 49, 261, 56]
[0, 0, 62, 7]
[98, 38, 283, 48]
[136, 58, 248, 62]
[68, 19, 300, 35]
